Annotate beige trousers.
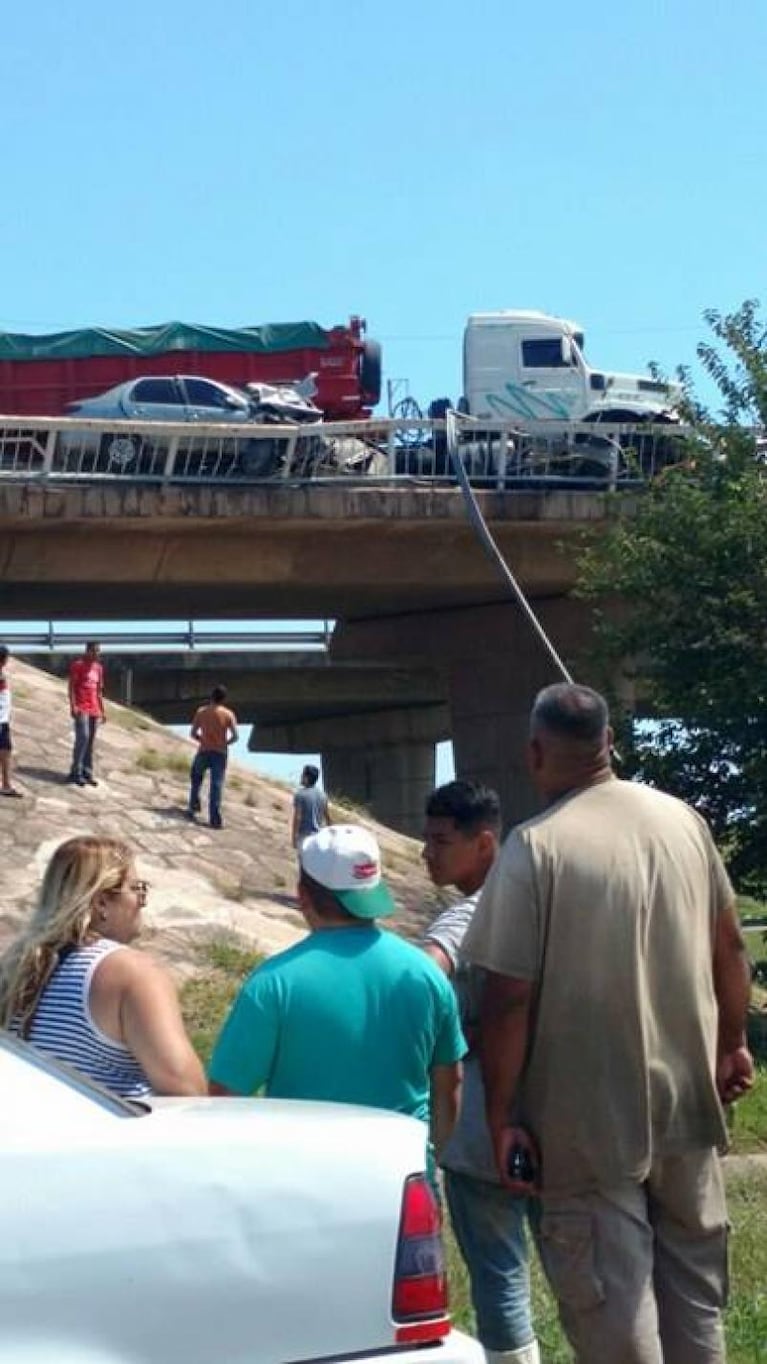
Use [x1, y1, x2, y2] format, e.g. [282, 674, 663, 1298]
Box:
[534, 1149, 728, 1364]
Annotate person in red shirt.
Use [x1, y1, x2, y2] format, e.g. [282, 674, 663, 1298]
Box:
[187, 685, 239, 829]
[68, 642, 106, 787]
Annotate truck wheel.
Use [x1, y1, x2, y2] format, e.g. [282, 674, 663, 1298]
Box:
[99, 432, 141, 471]
[360, 340, 382, 406]
[585, 411, 677, 476]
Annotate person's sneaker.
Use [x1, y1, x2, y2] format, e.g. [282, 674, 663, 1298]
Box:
[0, 788, 22, 798]
[210, 820, 223, 830]
[84, 776, 99, 787]
[74, 777, 86, 788]
[190, 801, 201, 814]
[185, 809, 197, 821]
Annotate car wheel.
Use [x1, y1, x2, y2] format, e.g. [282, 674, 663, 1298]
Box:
[99, 432, 141, 471]
[240, 438, 282, 478]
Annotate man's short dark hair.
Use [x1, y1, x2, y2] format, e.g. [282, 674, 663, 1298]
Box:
[531, 683, 609, 743]
[425, 779, 501, 835]
[0, 646, 8, 664]
[302, 764, 320, 786]
[85, 640, 100, 652]
[299, 867, 354, 921]
[211, 685, 227, 704]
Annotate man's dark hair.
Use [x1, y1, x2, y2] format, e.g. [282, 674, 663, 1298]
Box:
[0, 646, 8, 664]
[299, 867, 355, 921]
[85, 640, 100, 653]
[302, 764, 320, 786]
[425, 779, 501, 835]
[211, 685, 228, 704]
[531, 683, 609, 743]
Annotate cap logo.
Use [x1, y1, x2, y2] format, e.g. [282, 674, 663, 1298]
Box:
[352, 859, 378, 881]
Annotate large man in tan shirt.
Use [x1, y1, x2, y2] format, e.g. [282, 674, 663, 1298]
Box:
[463, 682, 753, 1364]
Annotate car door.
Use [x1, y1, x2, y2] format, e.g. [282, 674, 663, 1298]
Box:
[180, 377, 251, 426]
[121, 377, 187, 423]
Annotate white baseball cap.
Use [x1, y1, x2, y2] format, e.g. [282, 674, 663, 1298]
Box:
[300, 824, 396, 920]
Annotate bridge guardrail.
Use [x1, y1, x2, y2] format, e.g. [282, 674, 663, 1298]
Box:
[4, 624, 331, 653]
[0, 412, 691, 488]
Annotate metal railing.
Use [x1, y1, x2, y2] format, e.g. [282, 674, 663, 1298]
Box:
[3, 623, 331, 653]
[0, 412, 691, 488]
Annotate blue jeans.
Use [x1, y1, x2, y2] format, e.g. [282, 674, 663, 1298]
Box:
[189, 750, 227, 826]
[444, 1169, 534, 1351]
[71, 713, 98, 780]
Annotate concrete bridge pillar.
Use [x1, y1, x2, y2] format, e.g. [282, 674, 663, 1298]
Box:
[322, 740, 435, 839]
[253, 704, 449, 838]
[332, 600, 593, 831]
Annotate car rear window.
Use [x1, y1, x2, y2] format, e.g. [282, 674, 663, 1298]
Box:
[132, 378, 182, 404]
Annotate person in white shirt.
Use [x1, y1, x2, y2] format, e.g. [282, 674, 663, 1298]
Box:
[0, 646, 21, 798]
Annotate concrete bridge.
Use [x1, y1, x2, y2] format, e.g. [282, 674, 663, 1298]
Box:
[0, 479, 611, 832]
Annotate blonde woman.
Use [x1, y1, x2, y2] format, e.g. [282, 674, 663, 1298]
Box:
[0, 836, 205, 1099]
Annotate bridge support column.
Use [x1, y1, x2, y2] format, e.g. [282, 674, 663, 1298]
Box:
[322, 738, 435, 839]
[332, 601, 592, 831]
[253, 704, 449, 838]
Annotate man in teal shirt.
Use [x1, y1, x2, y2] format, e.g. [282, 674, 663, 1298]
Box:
[209, 824, 465, 1155]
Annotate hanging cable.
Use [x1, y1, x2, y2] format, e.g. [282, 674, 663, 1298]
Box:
[445, 410, 574, 683]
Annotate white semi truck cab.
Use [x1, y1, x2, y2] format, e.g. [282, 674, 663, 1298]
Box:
[462, 310, 682, 424]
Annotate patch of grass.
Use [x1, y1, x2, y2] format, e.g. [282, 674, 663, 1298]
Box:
[112, 707, 152, 733]
[180, 938, 263, 1064]
[728, 1064, 767, 1155]
[229, 775, 243, 791]
[206, 940, 263, 976]
[136, 746, 189, 775]
[329, 794, 372, 821]
[725, 1170, 767, 1362]
[738, 895, 766, 923]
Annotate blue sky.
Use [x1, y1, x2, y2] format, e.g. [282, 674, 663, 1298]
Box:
[3, 0, 765, 785]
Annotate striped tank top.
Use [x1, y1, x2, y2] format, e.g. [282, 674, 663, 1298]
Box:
[18, 939, 152, 1099]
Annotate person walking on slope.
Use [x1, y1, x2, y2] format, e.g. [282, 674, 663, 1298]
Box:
[209, 823, 466, 1161]
[463, 682, 754, 1364]
[422, 780, 539, 1364]
[0, 646, 22, 798]
[290, 763, 329, 849]
[68, 641, 105, 787]
[187, 686, 239, 829]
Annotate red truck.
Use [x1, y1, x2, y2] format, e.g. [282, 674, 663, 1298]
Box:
[0, 315, 381, 420]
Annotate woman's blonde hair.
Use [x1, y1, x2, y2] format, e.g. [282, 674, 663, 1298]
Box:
[0, 836, 133, 1035]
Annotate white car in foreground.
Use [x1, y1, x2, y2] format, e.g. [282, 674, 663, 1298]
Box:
[0, 1034, 481, 1364]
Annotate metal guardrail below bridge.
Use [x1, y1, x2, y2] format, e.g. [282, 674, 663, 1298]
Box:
[0, 412, 690, 488]
[4, 625, 332, 654]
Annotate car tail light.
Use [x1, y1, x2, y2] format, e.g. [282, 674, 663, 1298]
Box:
[392, 1174, 450, 1345]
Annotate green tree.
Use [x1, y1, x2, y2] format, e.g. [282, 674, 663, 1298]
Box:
[576, 302, 767, 893]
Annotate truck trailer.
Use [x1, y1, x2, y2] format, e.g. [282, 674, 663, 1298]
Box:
[0, 316, 382, 421]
